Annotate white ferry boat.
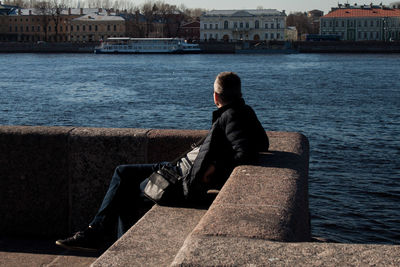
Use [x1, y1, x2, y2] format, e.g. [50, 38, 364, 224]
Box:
[94, 38, 201, 54]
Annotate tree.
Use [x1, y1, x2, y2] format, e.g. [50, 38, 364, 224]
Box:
[286, 12, 314, 38]
[34, 1, 51, 41]
[49, 0, 67, 42]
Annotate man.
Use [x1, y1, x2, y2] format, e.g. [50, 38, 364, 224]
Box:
[56, 72, 269, 252]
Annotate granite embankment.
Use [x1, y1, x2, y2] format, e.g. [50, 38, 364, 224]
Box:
[0, 126, 398, 266]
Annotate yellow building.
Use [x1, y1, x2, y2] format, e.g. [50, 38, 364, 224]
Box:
[71, 12, 125, 42]
[1, 8, 99, 42]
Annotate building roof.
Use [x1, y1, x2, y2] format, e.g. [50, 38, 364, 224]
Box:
[202, 9, 285, 17]
[11, 8, 99, 16]
[323, 8, 400, 18]
[73, 13, 124, 21]
[181, 21, 200, 28]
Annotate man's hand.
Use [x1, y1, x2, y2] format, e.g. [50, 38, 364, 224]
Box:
[201, 164, 216, 184]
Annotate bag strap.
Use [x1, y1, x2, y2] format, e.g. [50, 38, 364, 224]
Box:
[169, 135, 207, 165]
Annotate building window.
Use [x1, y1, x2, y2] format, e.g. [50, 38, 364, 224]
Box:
[15, 26, 18, 32]
[255, 20, 259, 29]
[224, 21, 228, 29]
[342, 21, 345, 27]
[204, 24, 207, 29]
[77, 25, 80, 31]
[271, 23, 274, 29]
[71, 25, 73, 31]
[245, 22, 249, 28]
[210, 24, 212, 29]
[265, 33, 268, 39]
[240, 22, 243, 28]
[26, 26, 29, 32]
[364, 20, 367, 27]
[271, 33, 274, 39]
[234, 22, 237, 28]
[38, 26, 40, 31]
[204, 33, 207, 39]
[114, 25, 116, 31]
[32, 26, 35, 32]
[265, 23, 268, 29]
[335, 21, 338, 27]
[215, 24, 218, 29]
[215, 33, 218, 39]
[277, 23, 280, 29]
[277, 33, 280, 39]
[83, 25, 86, 31]
[370, 21, 374, 27]
[107, 25, 110, 31]
[95, 25, 98, 31]
[9, 26, 12, 32]
[49, 26, 51, 31]
[60, 26, 63, 32]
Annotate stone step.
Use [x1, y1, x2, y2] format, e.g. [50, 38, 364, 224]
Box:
[91, 205, 206, 267]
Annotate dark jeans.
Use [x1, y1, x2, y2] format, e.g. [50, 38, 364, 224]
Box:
[89, 162, 168, 238]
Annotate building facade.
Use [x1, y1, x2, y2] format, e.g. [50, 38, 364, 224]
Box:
[177, 21, 200, 41]
[320, 4, 400, 41]
[200, 9, 286, 41]
[0, 8, 99, 42]
[71, 12, 125, 42]
[0, 8, 126, 42]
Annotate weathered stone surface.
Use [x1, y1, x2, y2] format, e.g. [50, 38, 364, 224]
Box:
[146, 129, 207, 163]
[0, 237, 98, 267]
[172, 236, 400, 267]
[92, 206, 206, 267]
[67, 127, 149, 232]
[0, 126, 73, 237]
[186, 132, 310, 243]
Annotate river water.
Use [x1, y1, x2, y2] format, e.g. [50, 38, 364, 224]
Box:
[1, 53, 399, 244]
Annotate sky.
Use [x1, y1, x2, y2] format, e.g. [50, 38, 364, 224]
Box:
[134, 0, 395, 14]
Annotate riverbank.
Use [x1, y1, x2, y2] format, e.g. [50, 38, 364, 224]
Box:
[2, 40, 400, 53]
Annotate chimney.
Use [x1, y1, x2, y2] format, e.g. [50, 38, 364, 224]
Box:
[68, 8, 71, 15]
[80, 8, 83, 15]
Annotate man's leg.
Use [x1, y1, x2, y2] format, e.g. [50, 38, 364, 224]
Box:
[56, 162, 164, 251]
[90, 163, 157, 234]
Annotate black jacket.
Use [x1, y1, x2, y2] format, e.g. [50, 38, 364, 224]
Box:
[184, 98, 269, 200]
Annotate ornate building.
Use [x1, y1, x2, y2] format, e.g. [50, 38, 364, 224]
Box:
[200, 9, 286, 41]
[320, 4, 400, 41]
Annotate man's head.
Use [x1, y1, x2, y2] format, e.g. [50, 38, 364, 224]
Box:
[213, 72, 242, 108]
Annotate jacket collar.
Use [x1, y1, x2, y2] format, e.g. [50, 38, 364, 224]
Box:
[212, 98, 245, 123]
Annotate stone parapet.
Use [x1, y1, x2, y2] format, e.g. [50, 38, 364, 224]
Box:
[0, 126, 205, 237]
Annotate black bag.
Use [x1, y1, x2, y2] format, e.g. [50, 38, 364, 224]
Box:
[143, 165, 184, 205]
[143, 136, 206, 205]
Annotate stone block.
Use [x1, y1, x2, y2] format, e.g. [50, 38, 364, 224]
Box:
[0, 126, 73, 237]
[92, 206, 206, 267]
[172, 236, 400, 266]
[67, 127, 149, 232]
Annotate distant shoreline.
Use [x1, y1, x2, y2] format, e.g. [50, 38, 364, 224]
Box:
[1, 41, 400, 53]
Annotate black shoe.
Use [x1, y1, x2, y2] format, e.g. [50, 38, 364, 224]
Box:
[55, 227, 103, 252]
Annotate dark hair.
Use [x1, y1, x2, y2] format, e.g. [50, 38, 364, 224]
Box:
[214, 72, 242, 104]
